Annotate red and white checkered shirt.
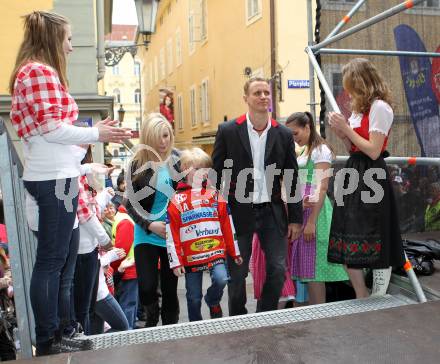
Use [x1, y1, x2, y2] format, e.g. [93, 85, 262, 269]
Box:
[77, 175, 98, 224]
[10, 61, 79, 139]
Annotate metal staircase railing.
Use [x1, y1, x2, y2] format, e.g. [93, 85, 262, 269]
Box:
[0, 118, 36, 359]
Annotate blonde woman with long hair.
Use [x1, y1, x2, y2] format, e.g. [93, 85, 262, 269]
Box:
[9, 11, 130, 356]
[125, 113, 181, 327]
[328, 58, 404, 299]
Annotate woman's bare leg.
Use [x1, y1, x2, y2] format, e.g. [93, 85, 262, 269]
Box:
[345, 266, 369, 298]
[308, 282, 326, 305]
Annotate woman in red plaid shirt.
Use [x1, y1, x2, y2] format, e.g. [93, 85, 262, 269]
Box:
[8, 11, 131, 356]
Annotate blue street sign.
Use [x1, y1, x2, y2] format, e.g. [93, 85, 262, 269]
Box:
[288, 80, 310, 89]
[74, 117, 93, 127]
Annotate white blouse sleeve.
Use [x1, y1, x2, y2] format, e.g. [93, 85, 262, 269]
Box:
[369, 100, 393, 136]
[42, 123, 99, 145]
[311, 144, 333, 164]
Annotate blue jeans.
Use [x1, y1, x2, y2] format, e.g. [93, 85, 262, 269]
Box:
[73, 249, 99, 335]
[185, 263, 228, 321]
[24, 178, 79, 344]
[90, 294, 129, 334]
[116, 279, 138, 329]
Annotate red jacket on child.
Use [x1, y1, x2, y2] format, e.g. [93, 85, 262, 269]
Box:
[110, 206, 137, 280]
[166, 182, 240, 272]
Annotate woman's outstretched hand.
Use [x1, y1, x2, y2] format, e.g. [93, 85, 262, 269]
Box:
[96, 117, 132, 143]
[328, 112, 349, 136]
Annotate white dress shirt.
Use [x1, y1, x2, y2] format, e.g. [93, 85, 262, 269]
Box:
[246, 113, 271, 203]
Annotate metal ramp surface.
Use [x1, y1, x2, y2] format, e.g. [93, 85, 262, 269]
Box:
[81, 294, 414, 351]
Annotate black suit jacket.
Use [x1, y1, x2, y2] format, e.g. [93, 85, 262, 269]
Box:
[212, 114, 303, 235]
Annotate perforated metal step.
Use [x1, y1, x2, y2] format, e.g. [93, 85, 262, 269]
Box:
[77, 294, 414, 351]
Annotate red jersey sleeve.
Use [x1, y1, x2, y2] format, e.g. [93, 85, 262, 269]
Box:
[166, 201, 183, 269]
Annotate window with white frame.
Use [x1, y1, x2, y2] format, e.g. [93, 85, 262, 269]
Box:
[167, 38, 173, 75]
[176, 29, 182, 66]
[177, 94, 184, 130]
[200, 79, 210, 124]
[200, 0, 208, 41]
[160, 48, 166, 80]
[113, 88, 121, 104]
[188, 11, 195, 54]
[154, 56, 159, 85]
[246, 0, 261, 21]
[190, 86, 197, 127]
[112, 65, 120, 75]
[134, 62, 140, 77]
[134, 88, 141, 103]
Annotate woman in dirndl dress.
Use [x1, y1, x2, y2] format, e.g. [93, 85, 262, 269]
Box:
[286, 112, 348, 305]
[328, 58, 405, 298]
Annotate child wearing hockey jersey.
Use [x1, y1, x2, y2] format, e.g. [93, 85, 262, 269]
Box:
[166, 148, 242, 321]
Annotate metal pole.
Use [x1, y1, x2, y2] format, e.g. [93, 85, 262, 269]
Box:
[319, 48, 440, 58]
[311, 0, 425, 52]
[0, 120, 34, 359]
[305, 46, 341, 113]
[403, 252, 427, 303]
[334, 156, 440, 166]
[324, 0, 367, 40]
[307, 0, 316, 122]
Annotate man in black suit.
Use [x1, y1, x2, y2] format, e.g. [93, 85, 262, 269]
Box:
[212, 77, 303, 315]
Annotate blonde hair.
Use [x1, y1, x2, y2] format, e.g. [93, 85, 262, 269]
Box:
[131, 113, 174, 181]
[243, 76, 270, 95]
[180, 148, 212, 171]
[9, 11, 70, 93]
[342, 58, 393, 114]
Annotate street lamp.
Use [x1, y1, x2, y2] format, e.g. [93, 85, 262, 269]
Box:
[134, 0, 159, 45]
[118, 104, 126, 124]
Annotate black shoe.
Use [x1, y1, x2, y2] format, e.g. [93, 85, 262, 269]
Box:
[161, 312, 179, 325]
[35, 339, 61, 357]
[209, 304, 223, 319]
[145, 301, 160, 327]
[60, 336, 93, 351]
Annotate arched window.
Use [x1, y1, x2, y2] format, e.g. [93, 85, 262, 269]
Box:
[113, 89, 121, 104]
[134, 88, 141, 103]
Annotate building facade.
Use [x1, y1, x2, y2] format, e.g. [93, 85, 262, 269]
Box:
[103, 24, 142, 166]
[136, 0, 311, 154]
[0, 0, 114, 163]
[319, 0, 440, 156]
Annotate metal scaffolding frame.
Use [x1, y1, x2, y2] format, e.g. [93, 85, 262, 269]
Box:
[306, 0, 438, 114]
[0, 119, 36, 359]
[305, 0, 435, 302]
